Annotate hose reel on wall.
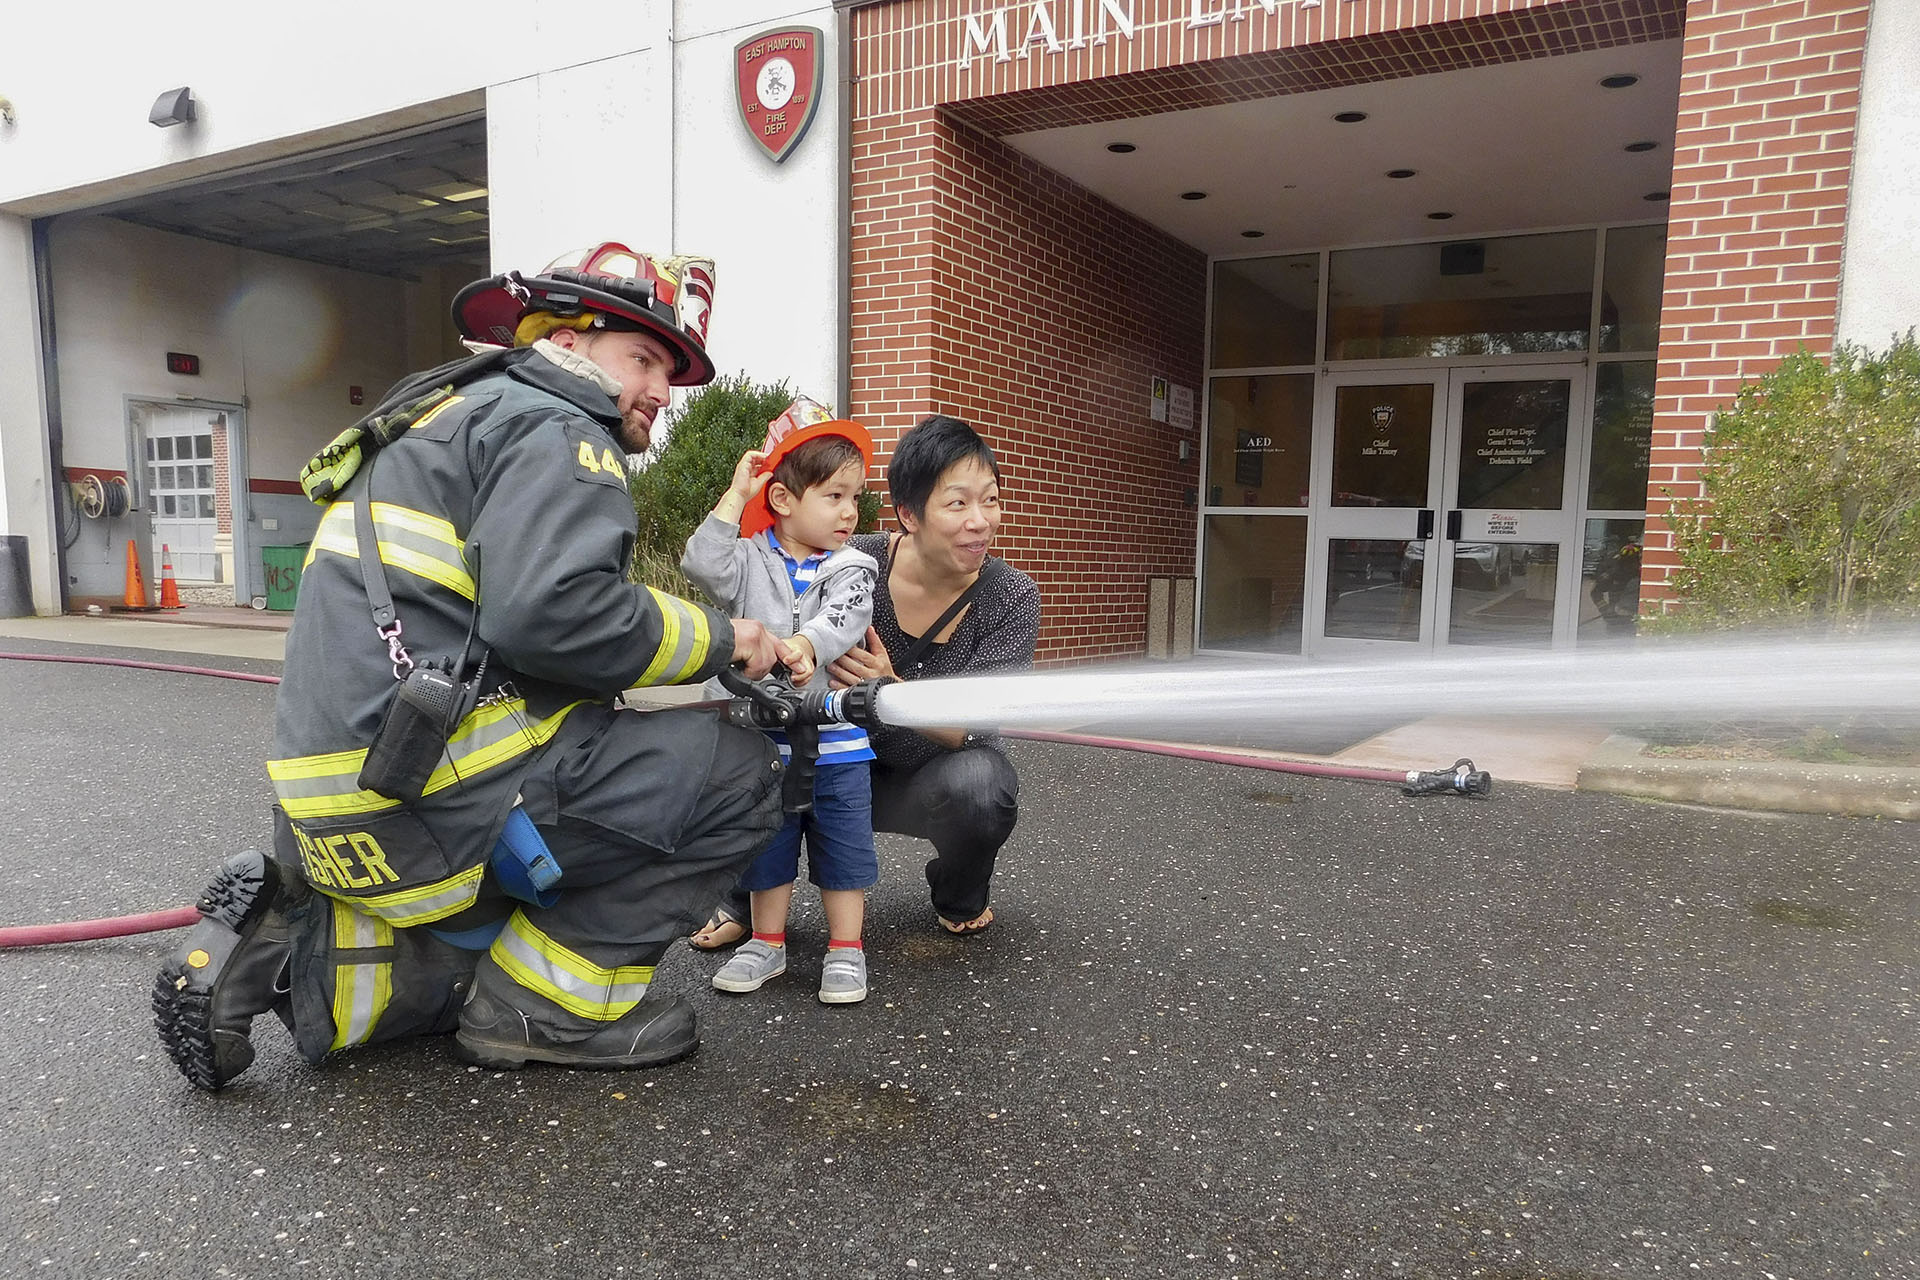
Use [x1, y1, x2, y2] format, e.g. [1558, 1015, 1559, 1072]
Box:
[62, 472, 134, 553]
[70, 473, 131, 521]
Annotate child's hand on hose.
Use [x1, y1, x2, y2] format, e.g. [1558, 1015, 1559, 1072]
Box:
[779, 635, 816, 685]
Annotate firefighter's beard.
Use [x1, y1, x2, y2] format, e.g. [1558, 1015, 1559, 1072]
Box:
[615, 406, 653, 454]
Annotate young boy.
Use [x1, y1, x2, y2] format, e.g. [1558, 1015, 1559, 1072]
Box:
[680, 407, 879, 1004]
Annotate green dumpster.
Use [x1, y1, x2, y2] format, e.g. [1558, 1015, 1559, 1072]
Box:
[262, 544, 309, 611]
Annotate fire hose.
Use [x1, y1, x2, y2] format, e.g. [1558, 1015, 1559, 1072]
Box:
[0, 649, 1490, 947]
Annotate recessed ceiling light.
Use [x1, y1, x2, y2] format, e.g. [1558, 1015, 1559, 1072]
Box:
[1427, 211, 1454, 220]
[1333, 111, 1368, 124]
[1387, 169, 1417, 179]
[1107, 142, 1136, 153]
[1644, 190, 1671, 202]
[1180, 190, 1208, 201]
[1601, 74, 1640, 89]
[1624, 140, 1659, 153]
[1240, 230, 1265, 239]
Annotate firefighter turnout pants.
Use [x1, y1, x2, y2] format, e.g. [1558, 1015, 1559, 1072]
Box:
[279, 708, 784, 1061]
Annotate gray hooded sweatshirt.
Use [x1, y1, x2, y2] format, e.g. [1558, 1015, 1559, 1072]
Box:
[681, 513, 879, 698]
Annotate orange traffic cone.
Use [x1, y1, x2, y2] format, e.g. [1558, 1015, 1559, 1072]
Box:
[157, 544, 184, 609]
[121, 539, 151, 610]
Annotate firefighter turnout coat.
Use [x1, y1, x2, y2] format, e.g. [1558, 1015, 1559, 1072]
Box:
[267, 343, 735, 929]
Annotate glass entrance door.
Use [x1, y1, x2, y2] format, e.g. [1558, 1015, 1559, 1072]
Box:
[1312, 373, 1446, 651]
[1308, 364, 1586, 654]
[1438, 367, 1583, 647]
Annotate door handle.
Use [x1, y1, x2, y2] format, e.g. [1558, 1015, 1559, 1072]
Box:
[1415, 509, 1434, 540]
[1446, 510, 1463, 540]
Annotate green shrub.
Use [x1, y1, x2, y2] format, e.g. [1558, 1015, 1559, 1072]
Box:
[628, 374, 883, 600]
[1654, 332, 1920, 632]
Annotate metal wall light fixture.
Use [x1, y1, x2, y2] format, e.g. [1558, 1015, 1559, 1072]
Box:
[148, 87, 196, 127]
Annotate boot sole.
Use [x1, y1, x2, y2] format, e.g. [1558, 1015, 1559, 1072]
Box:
[452, 1031, 699, 1072]
[151, 854, 278, 1091]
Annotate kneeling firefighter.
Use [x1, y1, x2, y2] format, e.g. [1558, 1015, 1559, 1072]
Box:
[153, 244, 789, 1089]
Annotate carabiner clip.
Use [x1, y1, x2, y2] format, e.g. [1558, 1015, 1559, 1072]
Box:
[380, 619, 414, 679]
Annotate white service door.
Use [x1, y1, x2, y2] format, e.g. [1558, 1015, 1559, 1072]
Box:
[142, 405, 221, 581]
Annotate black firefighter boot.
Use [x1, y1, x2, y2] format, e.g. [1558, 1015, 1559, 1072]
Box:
[152, 850, 305, 1090]
[454, 954, 699, 1071]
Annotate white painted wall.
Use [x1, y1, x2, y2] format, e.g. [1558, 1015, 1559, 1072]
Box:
[0, 215, 53, 611]
[671, 4, 841, 407]
[0, 1, 678, 216]
[485, 44, 677, 275]
[486, 2, 842, 424]
[1837, 1, 1920, 350]
[0, 1, 844, 612]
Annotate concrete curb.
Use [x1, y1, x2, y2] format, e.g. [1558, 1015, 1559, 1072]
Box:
[1577, 734, 1920, 820]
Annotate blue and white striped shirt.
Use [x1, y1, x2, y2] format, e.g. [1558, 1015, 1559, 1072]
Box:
[769, 533, 874, 766]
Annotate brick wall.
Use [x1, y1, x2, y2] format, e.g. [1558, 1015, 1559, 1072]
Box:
[851, 107, 1207, 665]
[852, 0, 1684, 663]
[212, 422, 232, 536]
[856, 0, 1865, 647]
[1641, 0, 1871, 601]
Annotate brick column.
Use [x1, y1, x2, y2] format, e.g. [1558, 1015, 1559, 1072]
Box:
[849, 108, 1207, 664]
[1643, 0, 1872, 602]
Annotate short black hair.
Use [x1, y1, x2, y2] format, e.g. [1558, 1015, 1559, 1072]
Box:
[771, 435, 865, 504]
[887, 414, 1002, 522]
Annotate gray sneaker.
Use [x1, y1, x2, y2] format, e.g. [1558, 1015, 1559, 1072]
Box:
[818, 946, 868, 1004]
[712, 939, 786, 994]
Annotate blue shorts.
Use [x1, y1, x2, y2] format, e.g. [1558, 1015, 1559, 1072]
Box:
[739, 761, 879, 893]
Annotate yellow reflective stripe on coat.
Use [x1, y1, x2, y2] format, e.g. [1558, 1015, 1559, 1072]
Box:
[489, 912, 654, 1022]
[267, 699, 583, 820]
[634, 588, 713, 686]
[267, 747, 402, 820]
[305, 500, 475, 600]
[328, 901, 394, 1050]
[421, 699, 582, 795]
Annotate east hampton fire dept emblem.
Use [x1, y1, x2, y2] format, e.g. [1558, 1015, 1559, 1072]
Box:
[735, 26, 824, 163]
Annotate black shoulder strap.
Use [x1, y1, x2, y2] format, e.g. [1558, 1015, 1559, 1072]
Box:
[898, 559, 997, 670]
[352, 452, 398, 635]
[352, 439, 487, 684]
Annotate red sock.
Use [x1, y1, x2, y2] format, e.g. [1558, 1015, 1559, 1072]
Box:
[827, 938, 863, 951]
[753, 931, 786, 947]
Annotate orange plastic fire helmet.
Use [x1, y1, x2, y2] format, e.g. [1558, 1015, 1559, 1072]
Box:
[739, 418, 874, 540]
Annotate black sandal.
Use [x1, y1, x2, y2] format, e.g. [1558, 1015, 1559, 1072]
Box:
[689, 906, 749, 951]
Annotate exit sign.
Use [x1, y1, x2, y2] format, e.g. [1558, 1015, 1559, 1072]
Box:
[166, 351, 201, 376]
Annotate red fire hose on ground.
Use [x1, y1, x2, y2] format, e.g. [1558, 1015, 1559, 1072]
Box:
[0, 649, 1489, 947]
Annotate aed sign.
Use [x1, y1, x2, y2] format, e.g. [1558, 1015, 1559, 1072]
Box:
[165, 351, 201, 376]
[735, 26, 824, 163]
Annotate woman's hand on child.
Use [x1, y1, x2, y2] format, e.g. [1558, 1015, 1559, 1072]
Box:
[827, 626, 898, 689]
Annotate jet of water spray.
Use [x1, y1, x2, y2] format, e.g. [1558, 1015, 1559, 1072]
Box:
[870, 631, 1920, 739]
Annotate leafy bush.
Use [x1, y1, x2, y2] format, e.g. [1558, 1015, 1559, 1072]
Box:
[627, 374, 883, 600]
[1655, 333, 1920, 631]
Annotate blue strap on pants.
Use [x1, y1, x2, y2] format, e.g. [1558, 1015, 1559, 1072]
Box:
[427, 807, 562, 950]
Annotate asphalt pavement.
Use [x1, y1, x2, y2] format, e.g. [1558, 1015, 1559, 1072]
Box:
[0, 626, 1914, 1277]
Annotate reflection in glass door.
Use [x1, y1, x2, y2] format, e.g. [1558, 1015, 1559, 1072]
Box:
[1312, 375, 1444, 650]
[1438, 369, 1582, 647]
